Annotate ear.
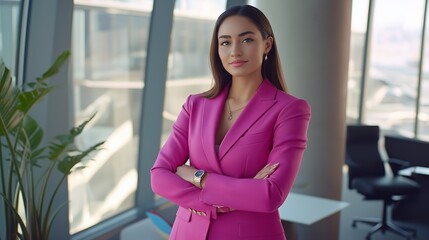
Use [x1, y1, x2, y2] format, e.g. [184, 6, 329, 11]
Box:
[264, 36, 273, 54]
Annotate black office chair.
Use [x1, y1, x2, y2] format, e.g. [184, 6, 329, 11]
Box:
[345, 125, 420, 240]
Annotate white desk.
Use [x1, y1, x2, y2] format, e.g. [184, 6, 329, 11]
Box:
[399, 166, 429, 177]
[396, 166, 429, 221]
[278, 192, 349, 225]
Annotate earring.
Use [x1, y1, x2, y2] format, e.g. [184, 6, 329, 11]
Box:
[264, 54, 268, 61]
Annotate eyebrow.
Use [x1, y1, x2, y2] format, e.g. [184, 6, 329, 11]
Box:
[218, 31, 256, 39]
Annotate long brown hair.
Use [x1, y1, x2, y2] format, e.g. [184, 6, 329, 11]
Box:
[202, 5, 287, 98]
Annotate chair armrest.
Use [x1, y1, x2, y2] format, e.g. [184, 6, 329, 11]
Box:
[388, 158, 411, 176]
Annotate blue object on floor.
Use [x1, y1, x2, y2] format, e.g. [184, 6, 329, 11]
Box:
[146, 210, 172, 239]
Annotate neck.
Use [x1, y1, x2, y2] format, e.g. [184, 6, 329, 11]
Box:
[229, 76, 264, 102]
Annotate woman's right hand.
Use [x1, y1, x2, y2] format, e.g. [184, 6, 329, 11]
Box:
[216, 163, 279, 214]
[254, 163, 279, 179]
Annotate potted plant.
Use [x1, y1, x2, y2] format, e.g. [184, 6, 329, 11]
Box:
[0, 51, 104, 240]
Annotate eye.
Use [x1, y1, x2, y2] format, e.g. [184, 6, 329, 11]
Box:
[242, 38, 254, 43]
[220, 41, 230, 46]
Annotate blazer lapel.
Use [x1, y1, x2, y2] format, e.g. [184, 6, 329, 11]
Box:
[218, 80, 277, 161]
[201, 86, 229, 174]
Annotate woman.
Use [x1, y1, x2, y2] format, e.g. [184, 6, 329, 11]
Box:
[151, 5, 311, 240]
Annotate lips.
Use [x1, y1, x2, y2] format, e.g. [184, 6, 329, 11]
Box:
[230, 60, 247, 67]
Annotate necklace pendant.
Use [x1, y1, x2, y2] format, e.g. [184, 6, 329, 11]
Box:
[228, 111, 233, 120]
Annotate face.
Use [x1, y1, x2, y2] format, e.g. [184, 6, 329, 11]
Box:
[217, 15, 272, 80]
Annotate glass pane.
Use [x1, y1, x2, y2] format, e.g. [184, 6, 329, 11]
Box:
[347, 0, 369, 124]
[69, 0, 153, 234]
[364, 0, 424, 138]
[161, 0, 226, 145]
[417, 103, 429, 141]
[419, 3, 429, 141]
[0, 0, 21, 73]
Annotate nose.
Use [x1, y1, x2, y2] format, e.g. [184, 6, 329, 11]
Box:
[230, 41, 242, 57]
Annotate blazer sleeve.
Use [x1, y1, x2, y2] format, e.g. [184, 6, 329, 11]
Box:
[150, 95, 217, 217]
[200, 98, 311, 213]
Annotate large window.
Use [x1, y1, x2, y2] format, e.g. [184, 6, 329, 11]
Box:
[419, 4, 429, 141]
[0, 0, 22, 74]
[365, 0, 424, 137]
[348, 0, 429, 140]
[347, 0, 369, 124]
[161, 0, 226, 145]
[69, 0, 153, 234]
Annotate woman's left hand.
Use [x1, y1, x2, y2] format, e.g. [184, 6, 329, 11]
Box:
[254, 163, 279, 179]
[176, 165, 197, 184]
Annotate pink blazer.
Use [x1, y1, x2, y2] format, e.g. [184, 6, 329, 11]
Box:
[151, 79, 311, 240]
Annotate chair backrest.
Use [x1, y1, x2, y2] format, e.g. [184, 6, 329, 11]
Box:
[385, 135, 429, 168]
[345, 125, 386, 189]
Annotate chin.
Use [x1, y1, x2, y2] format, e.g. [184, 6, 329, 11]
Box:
[229, 70, 259, 79]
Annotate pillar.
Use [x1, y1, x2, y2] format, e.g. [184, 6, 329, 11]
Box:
[253, 1, 352, 239]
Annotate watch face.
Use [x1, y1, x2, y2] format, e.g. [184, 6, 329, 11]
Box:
[195, 170, 204, 177]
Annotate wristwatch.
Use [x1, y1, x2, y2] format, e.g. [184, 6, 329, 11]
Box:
[193, 170, 206, 188]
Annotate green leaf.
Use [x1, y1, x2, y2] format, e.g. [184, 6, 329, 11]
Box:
[0, 60, 25, 135]
[11, 116, 46, 168]
[47, 138, 74, 161]
[36, 50, 71, 83]
[47, 113, 97, 161]
[70, 113, 96, 137]
[20, 115, 44, 151]
[18, 86, 54, 113]
[57, 141, 104, 174]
